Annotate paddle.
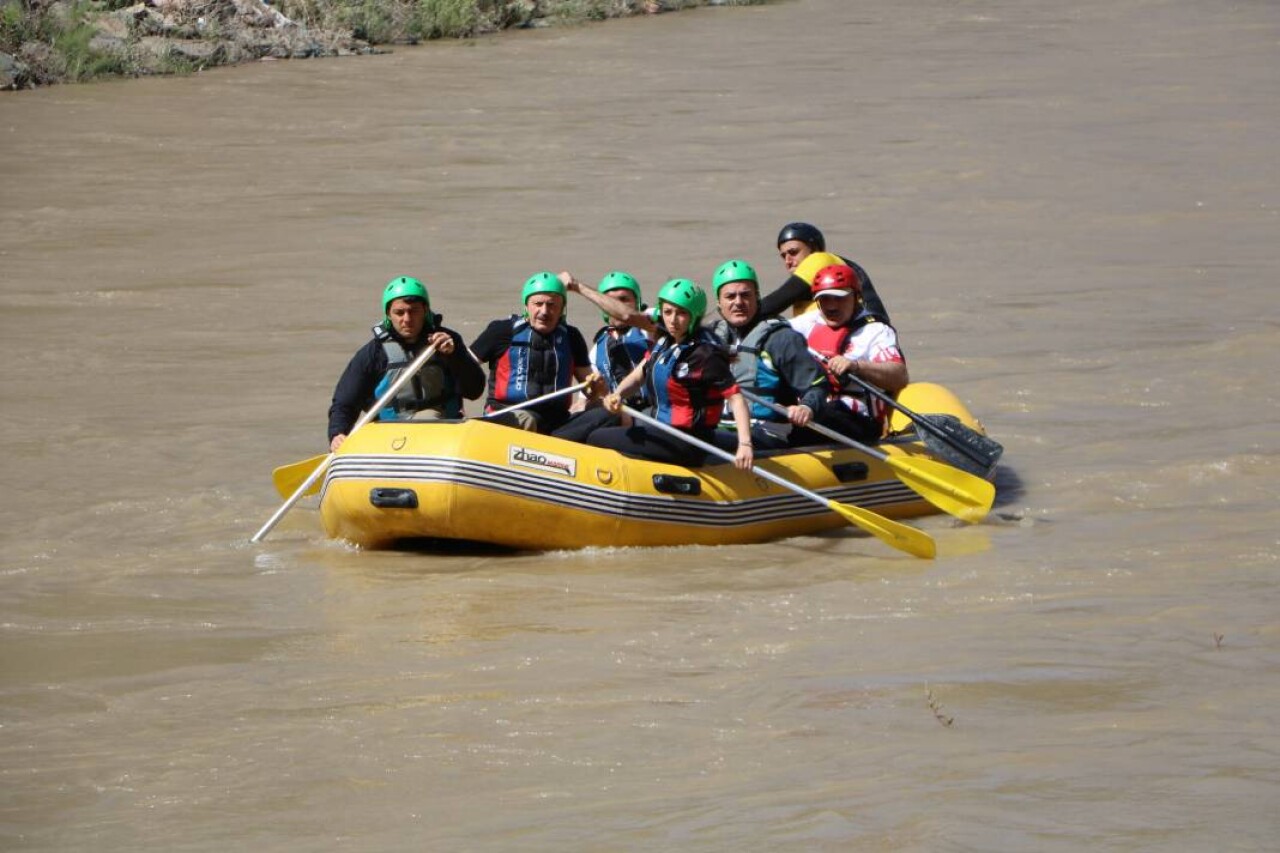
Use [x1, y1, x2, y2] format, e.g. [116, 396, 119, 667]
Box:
[807, 348, 1003, 476]
[481, 379, 591, 418]
[740, 391, 993, 523]
[621, 406, 936, 559]
[251, 343, 440, 543]
[271, 453, 329, 500]
[268, 379, 594, 499]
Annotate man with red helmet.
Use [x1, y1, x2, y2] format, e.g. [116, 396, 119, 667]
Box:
[790, 263, 908, 443]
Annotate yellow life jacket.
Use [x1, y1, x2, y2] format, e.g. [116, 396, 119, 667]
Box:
[787, 251, 845, 316]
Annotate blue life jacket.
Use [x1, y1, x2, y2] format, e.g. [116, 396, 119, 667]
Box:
[644, 329, 726, 431]
[486, 316, 575, 409]
[592, 324, 649, 404]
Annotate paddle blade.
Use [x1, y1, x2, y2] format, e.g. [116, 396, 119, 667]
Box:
[884, 454, 995, 523]
[917, 414, 1004, 476]
[826, 499, 936, 559]
[272, 454, 328, 498]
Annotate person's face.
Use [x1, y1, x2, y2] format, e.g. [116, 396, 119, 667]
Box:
[716, 280, 758, 329]
[778, 239, 812, 272]
[603, 288, 638, 312]
[526, 293, 565, 334]
[661, 302, 692, 341]
[387, 297, 427, 340]
[816, 292, 857, 328]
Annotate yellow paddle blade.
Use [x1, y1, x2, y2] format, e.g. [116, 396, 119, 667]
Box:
[883, 454, 995, 524]
[826, 499, 936, 559]
[271, 453, 328, 499]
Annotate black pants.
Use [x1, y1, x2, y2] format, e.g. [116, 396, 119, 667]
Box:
[792, 405, 881, 446]
[551, 407, 619, 443]
[486, 405, 572, 434]
[584, 422, 738, 467]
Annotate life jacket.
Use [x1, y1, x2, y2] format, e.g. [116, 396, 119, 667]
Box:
[592, 324, 649, 403]
[485, 315, 575, 411]
[711, 316, 791, 421]
[643, 329, 726, 431]
[372, 325, 462, 420]
[804, 316, 884, 420]
[788, 253, 890, 324]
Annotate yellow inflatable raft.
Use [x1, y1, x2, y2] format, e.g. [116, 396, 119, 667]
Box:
[318, 383, 995, 551]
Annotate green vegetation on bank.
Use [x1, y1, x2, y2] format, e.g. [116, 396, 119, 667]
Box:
[1, 0, 764, 90]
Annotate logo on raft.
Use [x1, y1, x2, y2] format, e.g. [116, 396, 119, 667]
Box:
[508, 445, 577, 477]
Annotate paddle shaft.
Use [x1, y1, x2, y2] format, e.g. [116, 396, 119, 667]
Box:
[483, 380, 589, 417]
[621, 406, 934, 557]
[268, 379, 596, 500]
[251, 343, 440, 543]
[807, 347, 994, 470]
[740, 390, 889, 463]
[740, 390, 993, 522]
[622, 406, 853, 516]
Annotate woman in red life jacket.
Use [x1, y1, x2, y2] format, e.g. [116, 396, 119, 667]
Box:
[585, 279, 754, 469]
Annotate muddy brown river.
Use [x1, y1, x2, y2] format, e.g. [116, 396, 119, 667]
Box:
[2, 0, 1277, 848]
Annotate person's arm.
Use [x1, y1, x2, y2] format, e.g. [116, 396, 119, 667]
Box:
[327, 341, 381, 450]
[568, 325, 597, 384]
[828, 323, 908, 395]
[467, 319, 508, 367]
[560, 271, 658, 335]
[768, 330, 828, 423]
[831, 355, 908, 396]
[846, 259, 890, 323]
[697, 344, 754, 469]
[758, 274, 810, 318]
[727, 390, 755, 470]
[859, 359, 908, 395]
[435, 328, 486, 400]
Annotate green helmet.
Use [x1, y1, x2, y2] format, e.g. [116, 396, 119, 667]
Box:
[597, 271, 641, 301]
[382, 276, 430, 315]
[597, 270, 642, 322]
[521, 271, 567, 307]
[656, 278, 707, 329]
[712, 259, 758, 295]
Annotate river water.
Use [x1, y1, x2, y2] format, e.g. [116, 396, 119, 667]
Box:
[2, 0, 1277, 849]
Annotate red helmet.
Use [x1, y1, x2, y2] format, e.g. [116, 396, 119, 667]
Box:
[810, 264, 860, 298]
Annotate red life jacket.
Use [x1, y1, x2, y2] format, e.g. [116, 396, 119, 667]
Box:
[806, 323, 854, 393]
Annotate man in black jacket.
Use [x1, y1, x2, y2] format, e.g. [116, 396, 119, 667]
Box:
[327, 276, 485, 451]
[760, 222, 891, 322]
[707, 259, 830, 450]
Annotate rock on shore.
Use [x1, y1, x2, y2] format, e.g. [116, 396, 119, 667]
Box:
[2, 0, 368, 89]
[2, 0, 721, 90]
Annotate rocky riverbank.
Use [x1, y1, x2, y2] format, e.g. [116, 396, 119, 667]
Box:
[1, 0, 755, 90]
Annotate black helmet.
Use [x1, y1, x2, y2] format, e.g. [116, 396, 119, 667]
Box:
[776, 222, 825, 252]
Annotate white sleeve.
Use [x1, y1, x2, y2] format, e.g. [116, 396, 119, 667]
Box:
[848, 323, 904, 363]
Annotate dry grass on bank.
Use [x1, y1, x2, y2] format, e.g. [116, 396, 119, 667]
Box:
[1, 0, 765, 89]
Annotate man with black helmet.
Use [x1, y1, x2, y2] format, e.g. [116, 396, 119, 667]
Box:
[328, 276, 486, 451]
[760, 222, 891, 322]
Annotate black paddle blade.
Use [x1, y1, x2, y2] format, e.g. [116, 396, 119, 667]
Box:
[915, 414, 1004, 477]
